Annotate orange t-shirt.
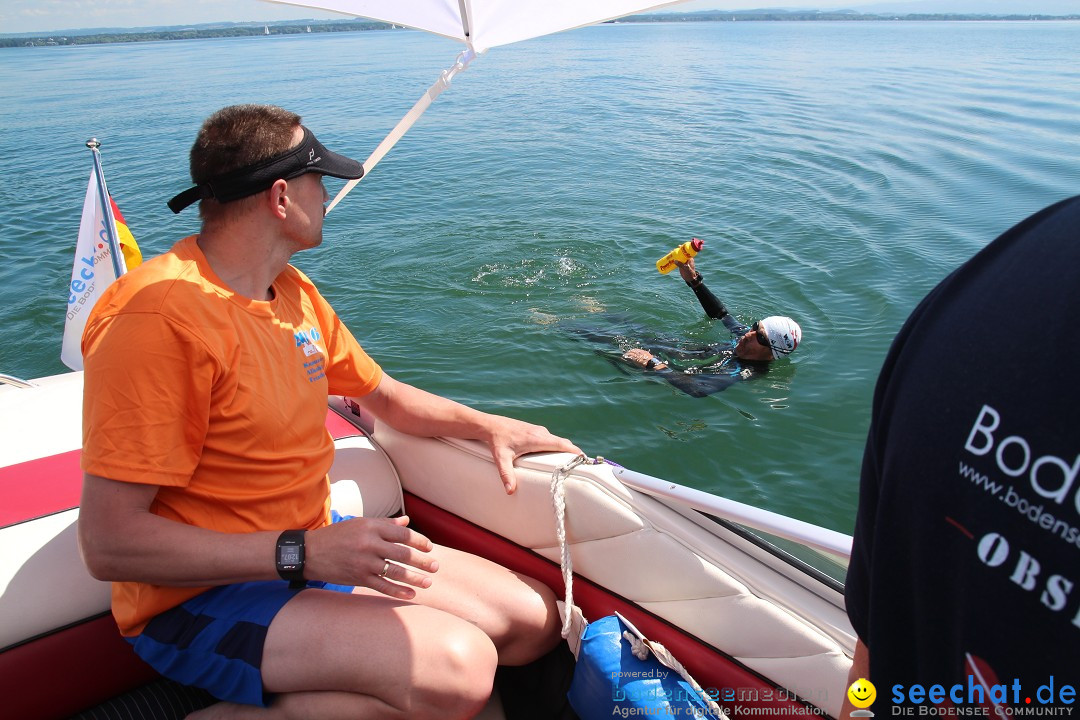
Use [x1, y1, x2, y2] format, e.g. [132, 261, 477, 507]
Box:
[81, 236, 382, 635]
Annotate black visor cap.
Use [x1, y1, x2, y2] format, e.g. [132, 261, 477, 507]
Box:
[167, 126, 364, 213]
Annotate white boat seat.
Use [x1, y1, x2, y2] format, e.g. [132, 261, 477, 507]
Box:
[372, 421, 853, 719]
[328, 433, 404, 519]
[0, 422, 402, 654]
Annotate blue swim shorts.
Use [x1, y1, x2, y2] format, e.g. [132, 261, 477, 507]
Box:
[126, 512, 357, 707]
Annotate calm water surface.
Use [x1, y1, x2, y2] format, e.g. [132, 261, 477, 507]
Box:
[1, 21, 1078, 534]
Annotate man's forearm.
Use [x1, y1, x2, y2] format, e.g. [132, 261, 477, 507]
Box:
[358, 375, 497, 444]
[79, 472, 438, 593]
[354, 373, 581, 493]
[79, 474, 279, 586]
[839, 638, 870, 719]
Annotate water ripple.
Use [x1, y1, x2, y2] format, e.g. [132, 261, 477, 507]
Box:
[2, 21, 1078, 532]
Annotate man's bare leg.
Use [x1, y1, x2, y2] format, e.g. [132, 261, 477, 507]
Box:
[188, 589, 498, 720]
[186, 543, 560, 719]
[380, 543, 563, 666]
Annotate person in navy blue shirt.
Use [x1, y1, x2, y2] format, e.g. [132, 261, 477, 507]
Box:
[842, 195, 1080, 715]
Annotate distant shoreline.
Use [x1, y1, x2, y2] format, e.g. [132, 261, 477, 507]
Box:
[4, 12, 1078, 48]
[0, 20, 394, 48]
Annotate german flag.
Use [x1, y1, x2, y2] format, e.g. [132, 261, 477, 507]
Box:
[110, 195, 142, 270]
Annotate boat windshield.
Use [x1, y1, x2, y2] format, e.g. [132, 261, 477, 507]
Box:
[714, 516, 849, 591]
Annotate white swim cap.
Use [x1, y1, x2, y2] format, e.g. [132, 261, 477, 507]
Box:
[758, 316, 802, 359]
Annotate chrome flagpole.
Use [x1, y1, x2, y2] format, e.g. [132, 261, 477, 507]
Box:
[85, 138, 125, 278]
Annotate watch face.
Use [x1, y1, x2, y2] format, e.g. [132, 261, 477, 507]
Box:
[280, 546, 301, 565]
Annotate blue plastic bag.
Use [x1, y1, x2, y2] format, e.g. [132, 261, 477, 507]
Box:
[566, 613, 720, 720]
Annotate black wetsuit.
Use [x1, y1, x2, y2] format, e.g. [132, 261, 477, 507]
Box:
[642, 274, 767, 397]
[568, 274, 766, 398]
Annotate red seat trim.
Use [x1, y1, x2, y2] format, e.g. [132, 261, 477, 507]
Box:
[325, 407, 361, 440]
[404, 492, 820, 715]
[0, 410, 355, 529]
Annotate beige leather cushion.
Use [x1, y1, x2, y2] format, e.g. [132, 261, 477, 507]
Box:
[0, 432, 402, 652]
[373, 422, 852, 718]
[0, 510, 109, 651]
[328, 434, 403, 519]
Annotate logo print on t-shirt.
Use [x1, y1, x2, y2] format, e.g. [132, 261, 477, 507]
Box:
[294, 327, 323, 354]
[295, 326, 325, 382]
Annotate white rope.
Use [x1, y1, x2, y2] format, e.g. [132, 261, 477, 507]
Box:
[549, 457, 726, 719]
[325, 48, 477, 215]
[616, 611, 727, 717]
[623, 630, 650, 660]
[550, 454, 586, 639]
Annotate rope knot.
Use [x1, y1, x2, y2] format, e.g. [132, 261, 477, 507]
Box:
[623, 631, 651, 661]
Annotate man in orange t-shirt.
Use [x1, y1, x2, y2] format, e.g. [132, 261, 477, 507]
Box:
[78, 104, 581, 720]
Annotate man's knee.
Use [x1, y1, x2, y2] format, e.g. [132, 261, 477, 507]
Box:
[411, 622, 498, 720]
[496, 576, 561, 665]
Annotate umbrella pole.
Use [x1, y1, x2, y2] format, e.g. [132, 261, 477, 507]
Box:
[326, 49, 478, 214]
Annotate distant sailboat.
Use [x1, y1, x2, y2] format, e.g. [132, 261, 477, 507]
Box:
[264, 25, 270, 35]
[306, 25, 312, 32]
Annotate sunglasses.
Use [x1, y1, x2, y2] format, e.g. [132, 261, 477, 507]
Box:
[751, 321, 771, 348]
[751, 322, 791, 356]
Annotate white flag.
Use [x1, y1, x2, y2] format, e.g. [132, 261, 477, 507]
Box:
[61, 168, 125, 371]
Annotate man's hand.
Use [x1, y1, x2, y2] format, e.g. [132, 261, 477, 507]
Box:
[481, 416, 582, 494]
[306, 515, 437, 600]
[676, 257, 698, 284]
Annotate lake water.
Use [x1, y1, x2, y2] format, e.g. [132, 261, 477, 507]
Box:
[1, 20, 1078, 534]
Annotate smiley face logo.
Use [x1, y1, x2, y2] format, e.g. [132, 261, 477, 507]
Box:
[847, 678, 876, 709]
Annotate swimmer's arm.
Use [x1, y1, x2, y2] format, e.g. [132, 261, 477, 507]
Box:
[720, 313, 745, 335]
[656, 369, 739, 398]
[687, 275, 729, 320]
[677, 258, 728, 319]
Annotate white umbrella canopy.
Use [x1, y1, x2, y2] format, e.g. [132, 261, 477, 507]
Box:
[268, 0, 691, 53]
[263, 0, 692, 210]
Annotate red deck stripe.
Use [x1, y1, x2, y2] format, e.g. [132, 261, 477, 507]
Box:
[0, 449, 82, 528]
[325, 408, 360, 439]
[0, 409, 360, 528]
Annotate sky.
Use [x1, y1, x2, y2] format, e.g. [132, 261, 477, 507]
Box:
[1, 0, 1077, 35]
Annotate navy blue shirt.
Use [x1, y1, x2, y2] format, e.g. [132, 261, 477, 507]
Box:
[845, 196, 1080, 707]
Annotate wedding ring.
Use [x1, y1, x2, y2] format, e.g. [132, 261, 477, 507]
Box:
[379, 560, 391, 578]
